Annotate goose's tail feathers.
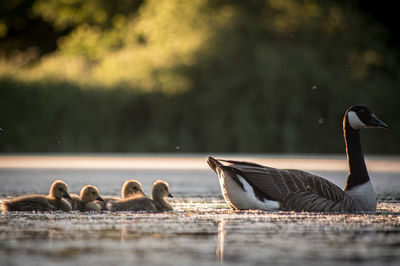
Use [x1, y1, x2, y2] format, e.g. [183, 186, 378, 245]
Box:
[207, 157, 223, 173]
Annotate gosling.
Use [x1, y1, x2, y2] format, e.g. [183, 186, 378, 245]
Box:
[107, 180, 173, 212]
[1, 180, 72, 212]
[68, 185, 104, 212]
[96, 179, 146, 210]
[151, 180, 174, 212]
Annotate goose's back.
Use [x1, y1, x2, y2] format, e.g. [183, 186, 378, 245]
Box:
[220, 159, 357, 212]
[279, 170, 356, 212]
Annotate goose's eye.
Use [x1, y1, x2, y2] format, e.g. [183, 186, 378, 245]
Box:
[58, 188, 63, 191]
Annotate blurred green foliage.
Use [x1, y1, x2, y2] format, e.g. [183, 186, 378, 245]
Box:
[0, 0, 399, 153]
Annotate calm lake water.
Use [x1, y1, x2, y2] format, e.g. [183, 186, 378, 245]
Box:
[0, 154, 399, 266]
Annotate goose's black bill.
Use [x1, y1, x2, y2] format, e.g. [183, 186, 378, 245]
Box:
[368, 114, 388, 129]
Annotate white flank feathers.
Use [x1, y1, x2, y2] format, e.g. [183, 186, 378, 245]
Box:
[236, 175, 280, 210]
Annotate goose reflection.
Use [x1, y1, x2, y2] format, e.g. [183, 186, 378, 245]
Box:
[216, 219, 226, 264]
[121, 224, 128, 242]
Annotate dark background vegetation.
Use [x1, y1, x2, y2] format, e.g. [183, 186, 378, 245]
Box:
[0, 0, 398, 154]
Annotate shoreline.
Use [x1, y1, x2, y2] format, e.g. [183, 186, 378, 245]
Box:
[0, 154, 399, 172]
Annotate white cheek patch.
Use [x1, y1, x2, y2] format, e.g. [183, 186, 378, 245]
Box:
[347, 111, 366, 129]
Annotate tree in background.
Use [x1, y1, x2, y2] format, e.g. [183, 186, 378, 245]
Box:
[0, 0, 398, 153]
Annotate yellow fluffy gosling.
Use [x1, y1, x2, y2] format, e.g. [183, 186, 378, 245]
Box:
[151, 180, 174, 212]
[106, 180, 173, 212]
[1, 180, 71, 212]
[96, 179, 146, 210]
[68, 185, 104, 212]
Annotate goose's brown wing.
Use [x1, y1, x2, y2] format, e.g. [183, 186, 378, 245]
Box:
[219, 159, 355, 212]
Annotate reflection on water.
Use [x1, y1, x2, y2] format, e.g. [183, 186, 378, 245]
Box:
[121, 225, 128, 242]
[1, 202, 400, 266]
[216, 219, 226, 264]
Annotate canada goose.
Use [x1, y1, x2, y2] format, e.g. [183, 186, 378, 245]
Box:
[96, 179, 146, 210]
[207, 105, 387, 212]
[68, 185, 104, 212]
[1, 180, 72, 212]
[107, 180, 173, 212]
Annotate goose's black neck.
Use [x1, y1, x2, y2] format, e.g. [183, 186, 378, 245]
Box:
[343, 116, 370, 191]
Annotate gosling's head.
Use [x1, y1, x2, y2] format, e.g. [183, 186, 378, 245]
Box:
[121, 179, 144, 199]
[151, 180, 173, 199]
[345, 105, 388, 130]
[49, 180, 71, 199]
[80, 185, 103, 203]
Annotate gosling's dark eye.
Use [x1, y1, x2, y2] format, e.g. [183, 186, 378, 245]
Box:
[58, 188, 63, 191]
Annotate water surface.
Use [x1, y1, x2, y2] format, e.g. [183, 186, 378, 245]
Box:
[0, 155, 399, 266]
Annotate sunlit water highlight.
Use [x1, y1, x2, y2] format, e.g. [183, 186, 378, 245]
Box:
[0, 155, 399, 266]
